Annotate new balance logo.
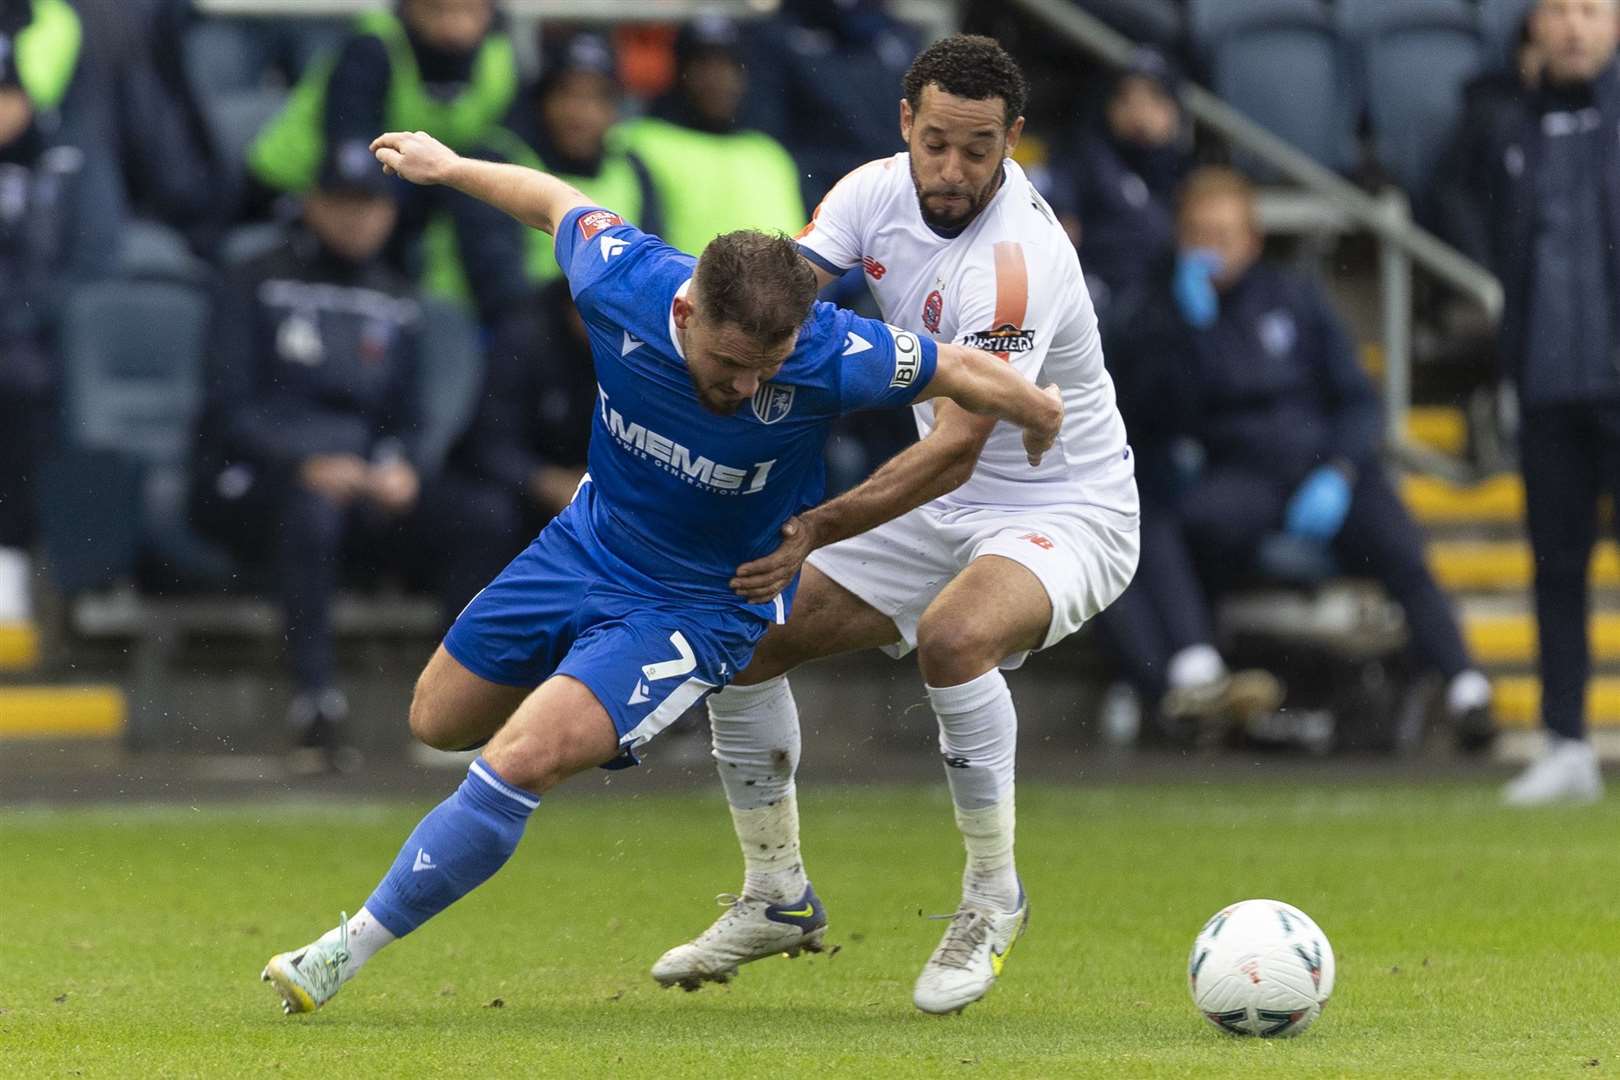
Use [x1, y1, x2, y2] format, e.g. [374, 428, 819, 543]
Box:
[622, 331, 644, 356]
[412, 849, 436, 873]
[628, 680, 651, 705]
[600, 235, 628, 261]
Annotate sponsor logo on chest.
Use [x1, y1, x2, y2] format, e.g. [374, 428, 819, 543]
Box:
[599, 388, 777, 495]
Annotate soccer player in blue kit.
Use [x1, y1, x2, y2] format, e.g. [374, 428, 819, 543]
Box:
[260, 129, 1064, 1015]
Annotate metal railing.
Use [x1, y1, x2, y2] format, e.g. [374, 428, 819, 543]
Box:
[1008, 0, 1503, 478]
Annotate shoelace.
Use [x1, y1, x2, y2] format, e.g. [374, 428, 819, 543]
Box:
[926, 909, 991, 971]
[309, 912, 352, 993]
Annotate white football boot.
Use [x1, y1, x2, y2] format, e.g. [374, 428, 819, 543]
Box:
[1503, 737, 1604, 806]
[913, 891, 1029, 1015]
[652, 884, 827, 991]
[261, 914, 350, 1015]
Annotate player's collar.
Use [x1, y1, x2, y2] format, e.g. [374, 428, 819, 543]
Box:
[667, 278, 692, 360]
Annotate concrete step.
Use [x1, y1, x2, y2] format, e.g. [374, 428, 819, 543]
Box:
[0, 686, 127, 740]
[1491, 675, 1620, 730]
[1405, 406, 1467, 456]
[1402, 473, 1523, 525]
[0, 622, 40, 673]
[1431, 539, 1620, 592]
[1465, 611, 1620, 665]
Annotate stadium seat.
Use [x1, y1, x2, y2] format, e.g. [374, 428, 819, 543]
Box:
[1188, 0, 1356, 172]
[219, 222, 288, 267]
[46, 282, 217, 591]
[203, 87, 289, 202]
[183, 18, 264, 98]
[118, 218, 210, 283]
[414, 299, 486, 476]
[1337, 0, 1485, 194]
[1074, 0, 1186, 51]
[1479, 0, 1537, 66]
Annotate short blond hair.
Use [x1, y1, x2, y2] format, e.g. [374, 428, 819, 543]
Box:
[1177, 165, 1260, 233]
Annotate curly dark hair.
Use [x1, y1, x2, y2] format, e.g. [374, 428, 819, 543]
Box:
[695, 230, 819, 344]
[901, 34, 1027, 129]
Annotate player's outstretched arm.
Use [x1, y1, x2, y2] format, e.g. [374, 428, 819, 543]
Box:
[728, 405, 995, 602]
[370, 130, 594, 236]
[920, 344, 1062, 466]
[729, 349, 1061, 604]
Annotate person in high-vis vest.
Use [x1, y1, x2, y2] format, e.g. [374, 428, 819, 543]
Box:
[619, 15, 805, 256]
[248, 0, 515, 197]
[423, 30, 660, 314]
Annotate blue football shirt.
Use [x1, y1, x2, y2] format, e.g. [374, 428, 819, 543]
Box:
[552, 205, 938, 623]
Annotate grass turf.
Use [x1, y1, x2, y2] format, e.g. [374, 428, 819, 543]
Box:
[4, 780, 1618, 1078]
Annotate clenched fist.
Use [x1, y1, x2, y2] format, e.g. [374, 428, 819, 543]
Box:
[370, 130, 459, 187]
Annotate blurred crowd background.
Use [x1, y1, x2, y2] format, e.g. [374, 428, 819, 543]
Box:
[2, 0, 1615, 792]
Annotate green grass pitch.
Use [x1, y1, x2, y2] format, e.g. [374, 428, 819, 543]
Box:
[5, 780, 1618, 1078]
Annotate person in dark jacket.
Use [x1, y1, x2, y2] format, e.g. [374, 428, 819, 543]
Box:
[1103, 167, 1494, 745]
[439, 276, 598, 551]
[1451, 0, 1620, 805]
[1050, 47, 1191, 332]
[0, 0, 82, 628]
[191, 139, 510, 768]
[742, 0, 920, 208]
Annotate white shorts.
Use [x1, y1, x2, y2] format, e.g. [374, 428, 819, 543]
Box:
[806, 500, 1140, 670]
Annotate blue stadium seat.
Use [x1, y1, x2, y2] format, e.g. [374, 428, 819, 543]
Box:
[414, 299, 486, 475]
[45, 282, 221, 591]
[1188, 0, 1356, 172]
[203, 87, 289, 207]
[1479, 0, 1537, 66]
[1337, 0, 1484, 193]
[118, 219, 210, 283]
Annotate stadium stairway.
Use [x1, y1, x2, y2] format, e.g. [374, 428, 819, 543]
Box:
[0, 622, 127, 743]
[1401, 405, 1620, 760]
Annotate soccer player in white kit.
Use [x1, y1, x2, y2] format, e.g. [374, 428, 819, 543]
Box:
[653, 35, 1140, 1014]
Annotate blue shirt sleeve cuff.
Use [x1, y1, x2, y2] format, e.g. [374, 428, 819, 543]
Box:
[796, 242, 854, 276]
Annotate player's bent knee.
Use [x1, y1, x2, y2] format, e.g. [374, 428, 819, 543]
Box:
[916, 614, 1006, 683]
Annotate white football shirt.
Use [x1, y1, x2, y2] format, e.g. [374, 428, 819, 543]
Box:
[797, 154, 1136, 515]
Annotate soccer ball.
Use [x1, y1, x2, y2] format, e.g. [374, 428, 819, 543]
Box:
[1187, 899, 1335, 1038]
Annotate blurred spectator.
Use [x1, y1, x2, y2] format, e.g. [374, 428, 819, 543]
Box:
[1429, 13, 1545, 265]
[243, 0, 525, 323]
[429, 29, 658, 311]
[1051, 48, 1190, 332]
[743, 0, 920, 207]
[619, 15, 805, 255]
[107, 0, 225, 241]
[440, 277, 598, 549]
[248, 0, 515, 197]
[189, 140, 511, 769]
[1103, 167, 1494, 746]
[1451, 0, 1618, 805]
[0, 0, 82, 627]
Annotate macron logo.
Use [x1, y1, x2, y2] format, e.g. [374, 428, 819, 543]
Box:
[628, 680, 651, 705]
[843, 331, 872, 356]
[622, 331, 644, 356]
[600, 235, 628, 261]
[412, 849, 436, 873]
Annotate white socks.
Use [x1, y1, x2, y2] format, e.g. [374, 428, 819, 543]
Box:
[0, 547, 31, 623]
[317, 906, 396, 983]
[927, 669, 1020, 913]
[1445, 669, 1492, 716]
[707, 676, 808, 904]
[1167, 643, 1225, 690]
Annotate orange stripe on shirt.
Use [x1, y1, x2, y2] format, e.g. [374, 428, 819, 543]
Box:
[989, 241, 1029, 360]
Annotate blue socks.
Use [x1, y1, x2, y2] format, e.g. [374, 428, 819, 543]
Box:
[364, 757, 539, 938]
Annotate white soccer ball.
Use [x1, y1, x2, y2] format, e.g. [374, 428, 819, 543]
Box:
[1187, 898, 1335, 1038]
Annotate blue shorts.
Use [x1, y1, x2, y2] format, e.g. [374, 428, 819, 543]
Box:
[443, 507, 768, 766]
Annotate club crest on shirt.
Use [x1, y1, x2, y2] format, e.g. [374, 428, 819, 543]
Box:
[751, 381, 796, 425]
[922, 289, 943, 334]
[577, 209, 624, 240]
[962, 323, 1035, 354]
